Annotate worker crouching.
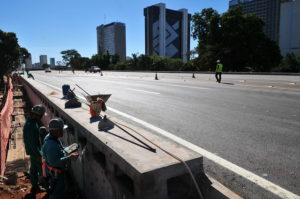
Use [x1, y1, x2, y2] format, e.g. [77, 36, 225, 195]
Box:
[42, 118, 79, 199]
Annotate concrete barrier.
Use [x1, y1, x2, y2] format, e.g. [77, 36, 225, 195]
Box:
[21, 77, 241, 199]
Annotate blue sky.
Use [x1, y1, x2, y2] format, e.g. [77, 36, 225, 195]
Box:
[0, 0, 229, 63]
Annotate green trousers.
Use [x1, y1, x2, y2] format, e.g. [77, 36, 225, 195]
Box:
[29, 155, 42, 189]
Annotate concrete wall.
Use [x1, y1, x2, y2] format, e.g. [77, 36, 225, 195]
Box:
[21, 78, 208, 199]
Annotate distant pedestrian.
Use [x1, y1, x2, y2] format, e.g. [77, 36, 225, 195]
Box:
[42, 118, 79, 199]
[23, 105, 46, 193]
[28, 73, 35, 80]
[215, 60, 223, 83]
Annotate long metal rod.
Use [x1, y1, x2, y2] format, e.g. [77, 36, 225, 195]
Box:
[75, 84, 91, 96]
[114, 122, 156, 153]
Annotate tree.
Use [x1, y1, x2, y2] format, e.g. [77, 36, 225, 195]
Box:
[0, 29, 29, 79]
[42, 63, 49, 69]
[91, 53, 111, 70]
[61, 49, 81, 67]
[111, 54, 120, 64]
[275, 53, 300, 72]
[191, 6, 282, 72]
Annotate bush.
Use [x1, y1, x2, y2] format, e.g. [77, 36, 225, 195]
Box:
[273, 53, 300, 73]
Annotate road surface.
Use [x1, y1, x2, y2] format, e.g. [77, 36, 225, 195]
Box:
[27, 71, 300, 199]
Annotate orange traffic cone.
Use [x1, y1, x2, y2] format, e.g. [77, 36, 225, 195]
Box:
[155, 73, 158, 80]
[192, 73, 195, 78]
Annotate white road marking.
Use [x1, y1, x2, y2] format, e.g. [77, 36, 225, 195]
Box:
[126, 88, 160, 95]
[34, 78, 300, 199]
[165, 83, 211, 90]
[104, 107, 300, 199]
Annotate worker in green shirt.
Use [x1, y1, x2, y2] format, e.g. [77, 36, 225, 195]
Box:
[215, 60, 223, 83]
[23, 104, 46, 193]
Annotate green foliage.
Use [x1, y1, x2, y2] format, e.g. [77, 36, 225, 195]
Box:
[273, 53, 300, 72]
[0, 29, 29, 77]
[91, 54, 111, 69]
[111, 54, 120, 64]
[110, 54, 186, 71]
[191, 6, 282, 72]
[61, 49, 81, 67]
[42, 63, 49, 69]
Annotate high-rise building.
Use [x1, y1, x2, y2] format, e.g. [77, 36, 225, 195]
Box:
[50, 58, 55, 67]
[229, 0, 281, 42]
[25, 54, 32, 69]
[144, 3, 191, 63]
[96, 22, 126, 61]
[279, 0, 300, 55]
[39, 55, 47, 66]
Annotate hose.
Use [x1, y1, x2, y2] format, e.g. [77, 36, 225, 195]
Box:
[112, 120, 205, 199]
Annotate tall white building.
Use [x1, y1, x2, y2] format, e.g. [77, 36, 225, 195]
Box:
[96, 22, 126, 61]
[39, 55, 47, 66]
[279, 0, 300, 55]
[50, 58, 55, 67]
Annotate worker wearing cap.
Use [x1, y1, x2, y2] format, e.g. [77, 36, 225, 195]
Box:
[215, 60, 223, 83]
[23, 104, 46, 193]
[42, 118, 78, 199]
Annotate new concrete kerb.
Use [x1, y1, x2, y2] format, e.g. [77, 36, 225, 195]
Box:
[21, 77, 241, 199]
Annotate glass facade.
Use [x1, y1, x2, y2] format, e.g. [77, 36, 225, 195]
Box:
[229, 0, 280, 42]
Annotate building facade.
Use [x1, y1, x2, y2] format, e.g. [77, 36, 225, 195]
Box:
[50, 58, 55, 67]
[25, 54, 32, 69]
[144, 3, 191, 63]
[39, 55, 47, 66]
[229, 0, 281, 42]
[96, 22, 126, 61]
[279, 0, 300, 55]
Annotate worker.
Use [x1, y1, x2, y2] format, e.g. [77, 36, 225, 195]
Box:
[215, 60, 223, 83]
[28, 73, 35, 80]
[23, 104, 46, 193]
[42, 118, 79, 199]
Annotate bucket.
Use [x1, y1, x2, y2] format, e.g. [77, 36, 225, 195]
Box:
[90, 99, 103, 117]
[62, 84, 70, 97]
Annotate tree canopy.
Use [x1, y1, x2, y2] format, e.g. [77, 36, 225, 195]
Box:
[0, 29, 29, 77]
[61, 49, 81, 67]
[191, 6, 282, 72]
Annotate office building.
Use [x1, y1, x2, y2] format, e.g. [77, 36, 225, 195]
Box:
[50, 58, 55, 67]
[25, 54, 32, 69]
[279, 0, 300, 55]
[229, 0, 281, 42]
[32, 63, 40, 69]
[39, 55, 47, 66]
[96, 22, 126, 61]
[144, 3, 191, 63]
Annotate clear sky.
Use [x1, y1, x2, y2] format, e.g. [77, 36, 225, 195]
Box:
[0, 0, 229, 63]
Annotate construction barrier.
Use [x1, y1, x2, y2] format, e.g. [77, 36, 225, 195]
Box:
[0, 78, 13, 176]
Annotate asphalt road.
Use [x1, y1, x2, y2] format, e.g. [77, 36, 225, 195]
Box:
[28, 71, 300, 198]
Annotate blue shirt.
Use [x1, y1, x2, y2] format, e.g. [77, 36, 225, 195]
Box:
[42, 133, 69, 169]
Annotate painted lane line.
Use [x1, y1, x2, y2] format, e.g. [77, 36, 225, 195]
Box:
[82, 78, 211, 91]
[125, 88, 160, 95]
[34, 78, 300, 199]
[164, 83, 211, 90]
[104, 107, 300, 199]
